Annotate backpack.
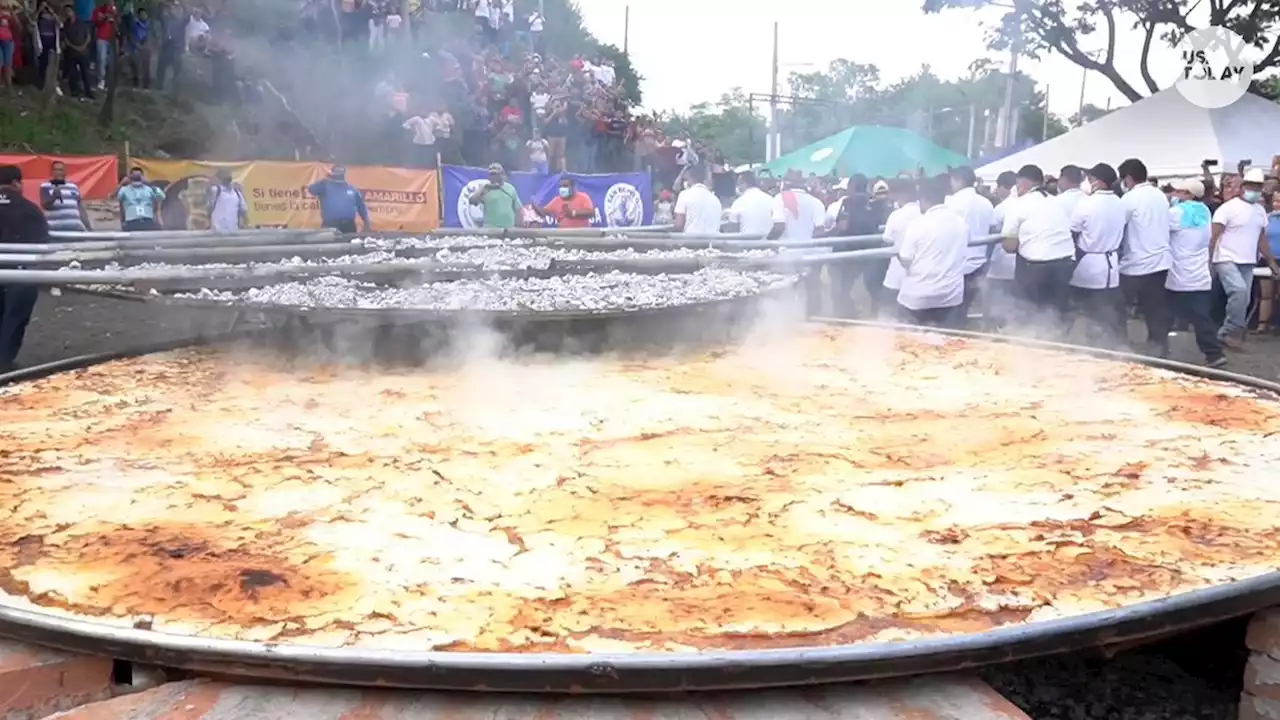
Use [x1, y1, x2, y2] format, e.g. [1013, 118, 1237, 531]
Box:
[210, 183, 246, 211]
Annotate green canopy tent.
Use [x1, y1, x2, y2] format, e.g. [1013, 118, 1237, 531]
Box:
[759, 126, 969, 179]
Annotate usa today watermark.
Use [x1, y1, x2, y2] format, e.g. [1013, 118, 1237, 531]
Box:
[1171, 26, 1255, 109]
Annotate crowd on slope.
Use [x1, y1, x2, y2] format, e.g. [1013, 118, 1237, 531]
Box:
[0, 0, 240, 99]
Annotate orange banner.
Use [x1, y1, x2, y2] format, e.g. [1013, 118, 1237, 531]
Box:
[132, 159, 441, 232]
[0, 154, 119, 205]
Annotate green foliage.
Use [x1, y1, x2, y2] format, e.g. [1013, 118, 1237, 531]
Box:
[663, 59, 1066, 165]
[0, 89, 212, 156]
[923, 0, 1280, 102]
[661, 89, 767, 165]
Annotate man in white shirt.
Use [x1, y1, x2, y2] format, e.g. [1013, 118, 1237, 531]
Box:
[725, 172, 774, 237]
[1210, 167, 1280, 346]
[1117, 158, 1174, 357]
[1056, 165, 1087, 219]
[984, 171, 1019, 331]
[1067, 163, 1127, 348]
[672, 164, 723, 235]
[881, 179, 922, 318]
[946, 165, 995, 326]
[1166, 178, 1226, 367]
[767, 170, 825, 242]
[896, 175, 968, 328]
[1000, 164, 1076, 334]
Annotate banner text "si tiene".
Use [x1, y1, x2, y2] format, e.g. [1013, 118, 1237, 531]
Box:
[249, 187, 430, 204]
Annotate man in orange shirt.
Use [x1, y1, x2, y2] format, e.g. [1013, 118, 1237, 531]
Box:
[535, 177, 595, 228]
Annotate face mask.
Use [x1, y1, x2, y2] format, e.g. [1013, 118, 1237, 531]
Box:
[1170, 196, 1182, 206]
[558, 187, 571, 199]
[50, 178, 66, 185]
[130, 176, 142, 184]
[1244, 190, 1262, 203]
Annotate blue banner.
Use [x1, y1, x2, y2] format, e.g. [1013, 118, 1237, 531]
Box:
[442, 166, 652, 229]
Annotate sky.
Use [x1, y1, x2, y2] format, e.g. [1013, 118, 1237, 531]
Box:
[572, 0, 1251, 120]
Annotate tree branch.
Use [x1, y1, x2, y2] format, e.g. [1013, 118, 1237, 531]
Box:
[1025, 3, 1145, 101]
[1138, 21, 1160, 94]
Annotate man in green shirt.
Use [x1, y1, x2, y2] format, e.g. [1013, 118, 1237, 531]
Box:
[468, 163, 521, 229]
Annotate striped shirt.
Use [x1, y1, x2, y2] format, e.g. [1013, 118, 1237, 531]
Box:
[39, 181, 88, 232]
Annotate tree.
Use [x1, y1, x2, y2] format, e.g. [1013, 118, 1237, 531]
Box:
[922, 0, 1280, 102]
[663, 89, 766, 165]
[1068, 102, 1114, 126]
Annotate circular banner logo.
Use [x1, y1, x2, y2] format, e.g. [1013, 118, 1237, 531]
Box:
[1170, 26, 1254, 109]
[603, 182, 644, 227]
[456, 179, 490, 229]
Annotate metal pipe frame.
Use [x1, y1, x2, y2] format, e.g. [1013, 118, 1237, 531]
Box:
[0, 319, 1277, 692]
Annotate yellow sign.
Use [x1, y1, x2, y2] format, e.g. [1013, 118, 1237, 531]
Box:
[132, 159, 441, 231]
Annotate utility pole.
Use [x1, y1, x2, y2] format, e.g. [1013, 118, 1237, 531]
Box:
[966, 104, 977, 158]
[623, 6, 630, 54]
[769, 21, 780, 162]
[996, 0, 1024, 148]
[1041, 85, 1050, 140]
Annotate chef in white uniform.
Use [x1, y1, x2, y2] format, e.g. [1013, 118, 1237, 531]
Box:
[881, 179, 921, 319]
[896, 175, 969, 328]
[1067, 162, 1127, 348]
[1000, 164, 1076, 334]
[945, 165, 994, 326]
[984, 171, 1019, 330]
[1117, 157, 1174, 357]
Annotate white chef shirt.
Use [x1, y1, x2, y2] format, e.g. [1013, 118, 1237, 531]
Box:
[987, 191, 1019, 280]
[770, 189, 825, 241]
[1119, 183, 1173, 275]
[1001, 188, 1075, 262]
[673, 183, 723, 235]
[944, 187, 995, 275]
[881, 201, 921, 291]
[1211, 197, 1267, 264]
[1067, 190, 1124, 289]
[897, 204, 968, 311]
[727, 187, 775, 237]
[1167, 202, 1213, 292]
[1056, 187, 1086, 220]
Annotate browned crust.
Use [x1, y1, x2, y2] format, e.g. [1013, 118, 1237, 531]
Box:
[1, 326, 1278, 653]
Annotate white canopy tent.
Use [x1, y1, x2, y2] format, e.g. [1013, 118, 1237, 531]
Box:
[977, 88, 1280, 181]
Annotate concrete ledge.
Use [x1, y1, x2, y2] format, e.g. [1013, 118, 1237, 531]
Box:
[48, 674, 1030, 719]
[0, 639, 113, 720]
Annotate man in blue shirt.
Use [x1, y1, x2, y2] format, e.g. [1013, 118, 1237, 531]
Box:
[307, 166, 371, 234]
[115, 167, 166, 231]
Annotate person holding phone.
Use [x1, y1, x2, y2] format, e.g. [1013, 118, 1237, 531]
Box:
[468, 163, 520, 229]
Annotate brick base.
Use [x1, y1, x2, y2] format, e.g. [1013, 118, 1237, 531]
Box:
[51, 675, 1030, 719]
[0, 638, 1031, 720]
[0, 639, 113, 720]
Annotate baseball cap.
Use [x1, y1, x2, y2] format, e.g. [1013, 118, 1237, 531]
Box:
[872, 180, 890, 194]
[1171, 178, 1205, 198]
[1243, 167, 1266, 184]
[487, 163, 505, 174]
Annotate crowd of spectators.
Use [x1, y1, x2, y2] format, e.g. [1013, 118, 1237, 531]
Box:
[0, 0, 241, 100]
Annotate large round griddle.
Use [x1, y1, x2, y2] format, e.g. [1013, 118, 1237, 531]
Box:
[1, 320, 1278, 693]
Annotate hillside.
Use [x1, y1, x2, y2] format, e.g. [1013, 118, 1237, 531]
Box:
[0, 0, 640, 164]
